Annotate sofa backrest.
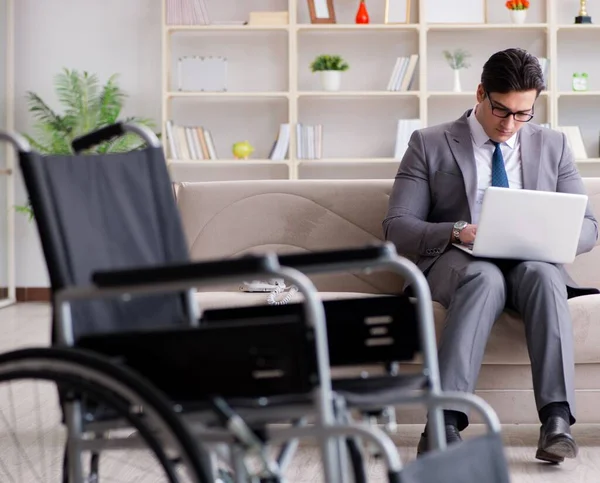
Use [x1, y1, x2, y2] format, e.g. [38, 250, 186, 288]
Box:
[176, 178, 600, 294]
[176, 179, 403, 294]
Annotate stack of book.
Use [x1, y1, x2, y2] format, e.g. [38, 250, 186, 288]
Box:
[248, 11, 289, 25]
[555, 125, 588, 159]
[386, 54, 419, 92]
[296, 124, 322, 160]
[165, 120, 218, 160]
[394, 119, 422, 160]
[268, 123, 291, 161]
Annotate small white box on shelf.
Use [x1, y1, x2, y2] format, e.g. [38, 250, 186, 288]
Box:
[177, 56, 228, 92]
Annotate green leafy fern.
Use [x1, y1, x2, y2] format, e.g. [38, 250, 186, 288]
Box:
[15, 68, 157, 219]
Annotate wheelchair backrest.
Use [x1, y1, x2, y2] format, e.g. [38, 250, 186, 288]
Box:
[18, 148, 191, 342]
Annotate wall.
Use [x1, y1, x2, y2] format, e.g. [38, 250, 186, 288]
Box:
[8, 0, 600, 288]
[13, 0, 162, 286]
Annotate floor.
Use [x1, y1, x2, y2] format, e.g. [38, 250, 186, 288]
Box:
[2, 302, 600, 482]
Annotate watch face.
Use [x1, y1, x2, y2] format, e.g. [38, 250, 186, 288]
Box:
[454, 221, 468, 230]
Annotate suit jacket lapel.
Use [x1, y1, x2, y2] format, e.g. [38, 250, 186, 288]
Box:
[445, 112, 477, 222]
[520, 123, 542, 190]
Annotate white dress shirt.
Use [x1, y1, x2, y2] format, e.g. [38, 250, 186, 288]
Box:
[467, 106, 523, 224]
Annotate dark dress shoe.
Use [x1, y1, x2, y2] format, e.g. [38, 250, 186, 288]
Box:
[536, 415, 579, 464]
[417, 424, 462, 456]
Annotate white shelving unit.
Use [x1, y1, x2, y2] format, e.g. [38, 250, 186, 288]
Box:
[0, 0, 15, 308]
[161, 0, 600, 182]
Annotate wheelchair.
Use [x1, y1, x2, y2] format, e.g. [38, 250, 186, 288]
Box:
[0, 124, 511, 483]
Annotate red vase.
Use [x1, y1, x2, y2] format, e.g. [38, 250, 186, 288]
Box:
[355, 0, 369, 24]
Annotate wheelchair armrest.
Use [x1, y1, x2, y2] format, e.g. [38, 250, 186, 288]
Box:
[92, 254, 278, 288]
[277, 243, 394, 274]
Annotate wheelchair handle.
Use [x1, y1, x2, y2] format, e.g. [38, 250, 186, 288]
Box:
[92, 254, 280, 288]
[277, 243, 395, 273]
[0, 130, 31, 153]
[71, 122, 160, 153]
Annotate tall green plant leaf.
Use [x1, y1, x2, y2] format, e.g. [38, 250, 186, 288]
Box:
[16, 68, 158, 219]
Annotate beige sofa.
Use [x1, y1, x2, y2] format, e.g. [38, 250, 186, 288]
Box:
[175, 178, 600, 425]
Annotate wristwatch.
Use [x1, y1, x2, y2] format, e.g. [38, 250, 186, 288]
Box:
[453, 220, 468, 243]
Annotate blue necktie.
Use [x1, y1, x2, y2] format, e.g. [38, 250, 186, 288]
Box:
[491, 141, 509, 188]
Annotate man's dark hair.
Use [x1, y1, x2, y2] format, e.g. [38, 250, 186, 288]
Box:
[481, 48, 545, 96]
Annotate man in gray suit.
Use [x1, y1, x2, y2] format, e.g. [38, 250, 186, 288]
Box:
[383, 48, 598, 464]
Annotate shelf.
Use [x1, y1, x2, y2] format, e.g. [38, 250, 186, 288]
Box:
[557, 24, 600, 31]
[297, 91, 419, 98]
[166, 91, 289, 99]
[427, 92, 477, 97]
[426, 23, 548, 31]
[427, 91, 550, 97]
[299, 158, 399, 164]
[166, 24, 289, 32]
[558, 91, 600, 97]
[162, 0, 600, 182]
[168, 159, 291, 165]
[296, 24, 419, 32]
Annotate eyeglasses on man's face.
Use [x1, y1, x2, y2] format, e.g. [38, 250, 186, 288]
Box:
[486, 92, 535, 122]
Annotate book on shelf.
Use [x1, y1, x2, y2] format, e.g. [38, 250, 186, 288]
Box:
[296, 124, 322, 160]
[536, 57, 549, 86]
[166, 120, 218, 160]
[166, 0, 211, 25]
[248, 11, 288, 25]
[268, 123, 291, 161]
[555, 125, 587, 159]
[386, 54, 419, 92]
[394, 119, 422, 160]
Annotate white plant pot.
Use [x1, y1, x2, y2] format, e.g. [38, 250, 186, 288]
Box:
[509, 9, 527, 24]
[453, 69, 461, 93]
[320, 70, 342, 91]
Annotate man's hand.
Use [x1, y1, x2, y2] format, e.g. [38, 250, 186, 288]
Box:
[459, 224, 477, 244]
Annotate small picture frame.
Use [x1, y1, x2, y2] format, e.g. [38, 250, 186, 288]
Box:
[385, 0, 410, 24]
[424, 0, 486, 23]
[307, 0, 336, 24]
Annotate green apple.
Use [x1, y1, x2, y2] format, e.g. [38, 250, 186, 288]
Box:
[232, 140, 255, 159]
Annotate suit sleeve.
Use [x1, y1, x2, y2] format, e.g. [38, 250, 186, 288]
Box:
[383, 129, 454, 258]
[556, 132, 598, 255]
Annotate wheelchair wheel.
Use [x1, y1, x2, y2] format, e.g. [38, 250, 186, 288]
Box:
[0, 347, 212, 483]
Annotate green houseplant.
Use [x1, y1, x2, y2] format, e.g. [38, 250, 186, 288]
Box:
[15, 68, 156, 220]
[310, 54, 349, 92]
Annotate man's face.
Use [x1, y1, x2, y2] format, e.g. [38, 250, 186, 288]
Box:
[475, 85, 537, 143]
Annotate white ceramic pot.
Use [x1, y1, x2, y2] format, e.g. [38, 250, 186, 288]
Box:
[320, 70, 342, 91]
[453, 69, 461, 93]
[510, 9, 527, 24]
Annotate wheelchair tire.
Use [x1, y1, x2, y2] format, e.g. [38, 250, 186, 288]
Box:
[0, 346, 212, 483]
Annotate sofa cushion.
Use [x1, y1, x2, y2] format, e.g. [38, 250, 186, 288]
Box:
[197, 292, 600, 365]
[435, 294, 600, 365]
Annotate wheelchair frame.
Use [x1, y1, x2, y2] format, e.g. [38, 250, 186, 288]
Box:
[0, 124, 505, 483]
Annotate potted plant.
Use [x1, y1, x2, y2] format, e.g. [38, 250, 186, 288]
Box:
[310, 54, 349, 92]
[443, 49, 471, 93]
[506, 0, 530, 24]
[15, 68, 156, 220]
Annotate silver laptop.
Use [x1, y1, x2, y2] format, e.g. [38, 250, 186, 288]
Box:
[453, 187, 588, 264]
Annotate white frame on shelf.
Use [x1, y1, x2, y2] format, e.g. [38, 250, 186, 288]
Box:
[160, 0, 600, 182]
[0, 0, 15, 308]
